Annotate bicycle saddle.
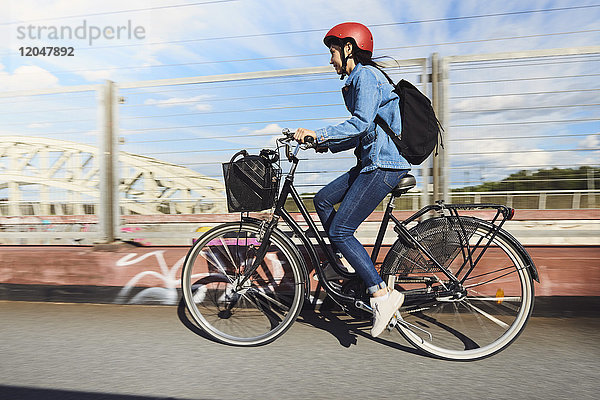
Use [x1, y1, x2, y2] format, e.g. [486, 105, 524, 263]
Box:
[391, 174, 416, 197]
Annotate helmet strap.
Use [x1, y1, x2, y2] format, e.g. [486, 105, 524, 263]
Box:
[339, 42, 352, 80]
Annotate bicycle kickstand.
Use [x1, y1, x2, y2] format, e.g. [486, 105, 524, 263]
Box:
[390, 311, 433, 342]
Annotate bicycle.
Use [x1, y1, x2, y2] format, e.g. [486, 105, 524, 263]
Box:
[181, 129, 539, 361]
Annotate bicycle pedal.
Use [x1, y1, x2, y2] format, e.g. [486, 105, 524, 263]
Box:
[387, 310, 405, 331]
[387, 316, 398, 331]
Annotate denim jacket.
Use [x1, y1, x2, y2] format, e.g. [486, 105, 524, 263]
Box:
[315, 63, 410, 172]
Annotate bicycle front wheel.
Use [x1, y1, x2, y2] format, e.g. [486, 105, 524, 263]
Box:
[382, 217, 535, 361]
[181, 221, 305, 346]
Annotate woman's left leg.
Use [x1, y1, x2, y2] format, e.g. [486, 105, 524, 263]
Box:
[327, 168, 408, 294]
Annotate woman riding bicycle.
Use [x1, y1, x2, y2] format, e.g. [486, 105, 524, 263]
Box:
[294, 22, 410, 337]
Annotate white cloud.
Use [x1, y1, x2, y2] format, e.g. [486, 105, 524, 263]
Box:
[26, 122, 52, 129]
[4, 1, 599, 85]
[4, 0, 213, 84]
[252, 123, 283, 135]
[195, 103, 212, 112]
[579, 134, 599, 149]
[0, 64, 59, 91]
[579, 152, 600, 166]
[77, 68, 114, 82]
[144, 95, 213, 111]
[453, 95, 527, 114]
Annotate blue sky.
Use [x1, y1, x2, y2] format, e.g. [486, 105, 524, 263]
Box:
[3, 1, 599, 83]
[1, 0, 599, 193]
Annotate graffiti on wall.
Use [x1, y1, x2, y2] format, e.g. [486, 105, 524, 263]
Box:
[113, 247, 292, 306]
[115, 250, 184, 305]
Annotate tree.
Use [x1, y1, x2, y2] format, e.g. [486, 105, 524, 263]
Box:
[453, 166, 600, 192]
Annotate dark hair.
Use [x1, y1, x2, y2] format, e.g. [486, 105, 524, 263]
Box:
[331, 37, 395, 84]
[353, 48, 395, 84]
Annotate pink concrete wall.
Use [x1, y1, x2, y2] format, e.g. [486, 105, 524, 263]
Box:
[1, 244, 598, 298]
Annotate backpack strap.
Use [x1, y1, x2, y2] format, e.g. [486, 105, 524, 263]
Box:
[374, 115, 407, 155]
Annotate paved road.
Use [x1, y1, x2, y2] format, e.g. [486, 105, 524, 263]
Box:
[1, 301, 599, 400]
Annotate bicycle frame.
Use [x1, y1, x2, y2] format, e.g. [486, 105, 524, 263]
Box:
[238, 138, 538, 312]
[274, 141, 359, 307]
[239, 140, 438, 309]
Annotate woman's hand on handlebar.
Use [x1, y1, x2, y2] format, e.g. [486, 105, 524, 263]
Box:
[281, 128, 325, 152]
[294, 128, 316, 144]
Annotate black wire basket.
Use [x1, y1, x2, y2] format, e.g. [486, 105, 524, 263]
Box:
[382, 216, 480, 276]
[222, 149, 281, 213]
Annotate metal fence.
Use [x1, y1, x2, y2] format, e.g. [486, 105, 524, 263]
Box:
[438, 47, 600, 203]
[0, 46, 598, 244]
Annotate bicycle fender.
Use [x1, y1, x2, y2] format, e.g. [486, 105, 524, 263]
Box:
[499, 228, 540, 283]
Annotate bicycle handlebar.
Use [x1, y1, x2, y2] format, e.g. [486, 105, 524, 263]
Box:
[280, 128, 316, 149]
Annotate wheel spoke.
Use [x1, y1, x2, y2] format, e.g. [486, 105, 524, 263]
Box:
[413, 309, 480, 350]
[463, 265, 515, 282]
[200, 248, 234, 284]
[467, 296, 521, 302]
[218, 236, 239, 271]
[463, 300, 510, 329]
[468, 286, 522, 313]
[247, 288, 290, 312]
[241, 291, 282, 330]
[464, 268, 518, 288]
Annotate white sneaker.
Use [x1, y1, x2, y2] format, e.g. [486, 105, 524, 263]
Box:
[370, 290, 405, 338]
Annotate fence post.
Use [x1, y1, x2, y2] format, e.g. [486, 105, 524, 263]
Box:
[431, 53, 440, 202]
[572, 192, 581, 209]
[98, 80, 119, 243]
[440, 56, 450, 203]
[420, 60, 431, 209]
[588, 168, 596, 208]
[539, 192, 547, 210]
[432, 53, 449, 203]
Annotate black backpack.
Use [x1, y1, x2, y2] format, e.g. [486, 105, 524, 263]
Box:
[375, 79, 443, 165]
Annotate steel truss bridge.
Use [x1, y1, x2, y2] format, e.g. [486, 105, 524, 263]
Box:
[0, 136, 226, 216]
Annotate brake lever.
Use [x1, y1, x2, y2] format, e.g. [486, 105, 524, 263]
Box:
[285, 140, 293, 161]
[281, 128, 295, 141]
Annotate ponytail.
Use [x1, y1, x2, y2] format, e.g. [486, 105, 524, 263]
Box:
[353, 48, 395, 85]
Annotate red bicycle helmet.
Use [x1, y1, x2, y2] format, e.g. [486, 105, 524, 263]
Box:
[324, 22, 373, 54]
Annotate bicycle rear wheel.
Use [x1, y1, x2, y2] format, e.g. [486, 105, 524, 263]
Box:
[381, 217, 535, 360]
[181, 221, 305, 346]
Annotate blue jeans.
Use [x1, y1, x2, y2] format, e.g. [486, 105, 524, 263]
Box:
[313, 167, 409, 294]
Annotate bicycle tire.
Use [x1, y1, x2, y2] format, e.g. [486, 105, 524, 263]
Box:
[181, 221, 305, 346]
[381, 216, 535, 361]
